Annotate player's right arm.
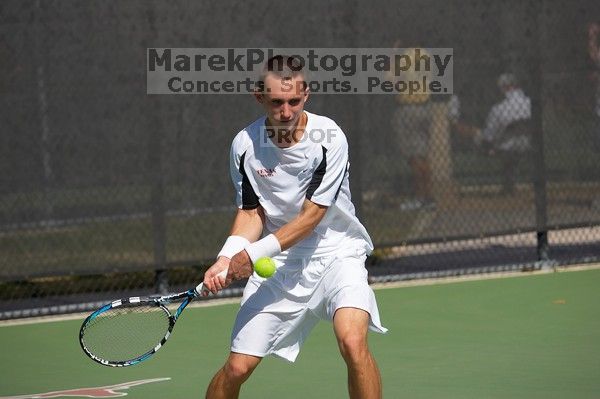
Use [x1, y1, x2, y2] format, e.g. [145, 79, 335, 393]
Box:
[202, 207, 264, 295]
[202, 130, 264, 295]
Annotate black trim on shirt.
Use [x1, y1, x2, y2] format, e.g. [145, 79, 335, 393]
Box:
[239, 151, 260, 209]
[306, 146, 328, 200]
[333, 162, 349, 201]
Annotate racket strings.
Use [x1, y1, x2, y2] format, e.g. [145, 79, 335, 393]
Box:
[82, 304, 170, 362]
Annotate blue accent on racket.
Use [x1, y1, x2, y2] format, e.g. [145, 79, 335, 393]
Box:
[79, 271, 226, 367]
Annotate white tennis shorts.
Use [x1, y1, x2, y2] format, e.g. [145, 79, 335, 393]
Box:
[230, 250, 388, 362]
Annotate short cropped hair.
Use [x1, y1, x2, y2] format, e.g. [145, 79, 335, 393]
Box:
[497, 73, 518, 88]
[256, 55, 307, 92]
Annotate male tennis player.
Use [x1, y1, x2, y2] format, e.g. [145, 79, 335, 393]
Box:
[201, 55, 387, 399]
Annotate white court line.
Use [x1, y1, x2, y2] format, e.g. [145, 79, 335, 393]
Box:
[1, 263, 599, 328]
[370, 262, 600, 290]
[0, 297, 240, 327]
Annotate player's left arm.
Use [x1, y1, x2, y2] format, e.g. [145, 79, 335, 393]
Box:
[225, 200, 328, 284]
[274, 131, 350, 248]
[274, 199, 328, 250]
[269, 129, 349, 251]
[226, 200, 327, 284]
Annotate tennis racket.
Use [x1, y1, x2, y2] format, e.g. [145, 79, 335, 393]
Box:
[79, 270, 227, 367]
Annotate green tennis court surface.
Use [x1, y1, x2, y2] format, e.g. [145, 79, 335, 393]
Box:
[1, 269, 599, 398]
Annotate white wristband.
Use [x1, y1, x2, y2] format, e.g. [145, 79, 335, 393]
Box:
[244, 234, 281, 264]
[217, 235, 250, 259]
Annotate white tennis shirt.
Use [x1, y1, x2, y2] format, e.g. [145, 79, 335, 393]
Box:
[229, 111, 373, 258]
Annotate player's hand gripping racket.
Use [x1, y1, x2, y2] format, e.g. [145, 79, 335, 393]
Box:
[79, 270, 227, 367]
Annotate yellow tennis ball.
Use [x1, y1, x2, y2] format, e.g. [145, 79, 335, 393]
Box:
[254, 257, 276, 278]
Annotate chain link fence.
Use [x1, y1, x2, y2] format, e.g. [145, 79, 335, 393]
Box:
[1, 0, 599, 318]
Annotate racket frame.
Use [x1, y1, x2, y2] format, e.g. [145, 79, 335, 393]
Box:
[79, 288, 201, 367]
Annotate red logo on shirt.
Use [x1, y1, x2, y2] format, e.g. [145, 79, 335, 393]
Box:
[256, 168, 276, 177]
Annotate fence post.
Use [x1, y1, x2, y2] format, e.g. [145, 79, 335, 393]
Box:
[151, 160, 168, 294]
[346, 1, 363, 217]
[35, 0, 54, 221]
[146, 5, 169, 294]
[528, 3, 550, 264]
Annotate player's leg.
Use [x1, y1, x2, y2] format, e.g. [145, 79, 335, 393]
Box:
[206, 266, 309, 398]
[333, 307, 382, 399]
[323, 254, 386, 398]
[205, 276, 271, 399]
[205, 352, 262, 399]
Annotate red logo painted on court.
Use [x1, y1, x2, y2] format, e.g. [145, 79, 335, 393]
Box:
[0, 378, 170, 398]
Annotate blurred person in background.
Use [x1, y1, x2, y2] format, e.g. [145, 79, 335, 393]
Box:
[389, 41, 435, 211]
[478, 73, 531, 195]
[471, 73, 532, 195]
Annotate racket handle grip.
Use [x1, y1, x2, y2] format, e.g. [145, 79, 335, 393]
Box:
[195, 269, 228, 295]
